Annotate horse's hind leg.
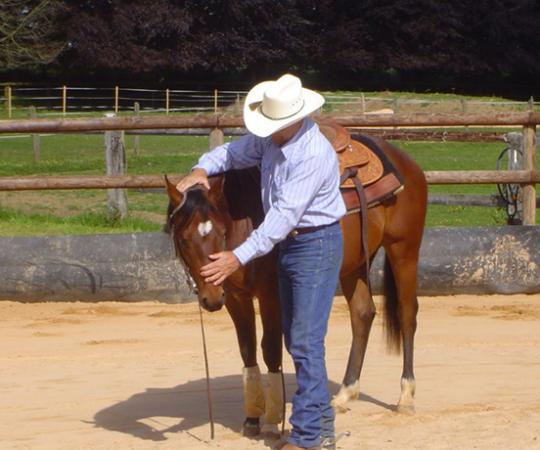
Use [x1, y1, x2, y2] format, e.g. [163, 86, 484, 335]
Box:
[225, 291, 264, 436]
[384, 241, 420, 414]
[332, 267, 375, 413]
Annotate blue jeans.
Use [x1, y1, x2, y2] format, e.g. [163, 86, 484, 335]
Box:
[278, 222, 343, 448]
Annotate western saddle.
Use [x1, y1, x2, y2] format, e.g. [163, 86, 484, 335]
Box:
[317, 119, 404, 212]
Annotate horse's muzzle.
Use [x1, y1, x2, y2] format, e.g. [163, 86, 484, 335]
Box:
[200, 293, 226, 312]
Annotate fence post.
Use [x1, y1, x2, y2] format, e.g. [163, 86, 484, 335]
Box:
[114, 86, 119, 114]
[6, 86, 12, 119]
[209, 128, 224, 150]
[3, 86, 8, 114]
[392, 97, 400, 113]
[522, 124, 537, 225]
[360, 93, 366, 114]
[166, 89, 170, 115]
[528, 96, 534, 111]
[461, 99, 469, 129]
[28, 106, 40, 162]
[133, 102, 140, 156]
[62, 85, 67, 117]
[214, 89, 218, 114]
[104, 113, 128, 220]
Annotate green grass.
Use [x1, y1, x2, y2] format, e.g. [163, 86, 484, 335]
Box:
[0, 133, 208, 235]
[323, 90, 518, 102]
[0, 106, 537, 235]
[0, 134, 208, 175]
[0, 204, 159, 236]
[395, 140, 533, 227]
[425, 204, 507, 227]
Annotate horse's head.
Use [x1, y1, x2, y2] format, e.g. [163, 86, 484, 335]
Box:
[164, 175, 228, 312]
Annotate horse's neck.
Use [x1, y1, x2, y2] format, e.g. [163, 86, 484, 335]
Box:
[223, 168, 264, 231]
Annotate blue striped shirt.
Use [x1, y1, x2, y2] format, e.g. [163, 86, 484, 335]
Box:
[194, 118, 346, 265]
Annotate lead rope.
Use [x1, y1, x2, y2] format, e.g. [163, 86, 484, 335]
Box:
[183, 262, 215, 440]
[280, 368, 286, 435]
[198, 301, 215, 440]
[169, 216, 215, 441]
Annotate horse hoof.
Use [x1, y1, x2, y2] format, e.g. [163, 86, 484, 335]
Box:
[242, 418, 261, 437]
[396, 403, 415, 415]
[260, 423, 280, 438]
[330, 398, 350, 414]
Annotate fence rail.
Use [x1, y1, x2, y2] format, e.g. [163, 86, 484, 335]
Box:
[2, 85, 538, 118]
[0, 111, 537, 224]
[0, 171, 538, 191]
[0, 111, 539, 133]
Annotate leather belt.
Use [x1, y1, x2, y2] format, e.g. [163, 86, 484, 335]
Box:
[287, 221, 338, 238]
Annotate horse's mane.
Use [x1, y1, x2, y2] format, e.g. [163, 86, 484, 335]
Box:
[164, 168, 264, 235]
[164, 188, 216, 234]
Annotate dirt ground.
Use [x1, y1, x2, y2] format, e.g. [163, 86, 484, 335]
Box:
[1, 294, 539, 450]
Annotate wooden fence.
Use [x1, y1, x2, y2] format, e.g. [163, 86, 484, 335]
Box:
[0, 112, 537, 223]
[3, 85, 536, 118]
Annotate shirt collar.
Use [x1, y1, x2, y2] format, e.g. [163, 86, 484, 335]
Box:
[279, 118, 316, 160]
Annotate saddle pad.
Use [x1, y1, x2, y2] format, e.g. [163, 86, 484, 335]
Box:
[341, 173, 404, 212]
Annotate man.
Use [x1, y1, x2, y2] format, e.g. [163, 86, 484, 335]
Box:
[177, 74, 345, 450]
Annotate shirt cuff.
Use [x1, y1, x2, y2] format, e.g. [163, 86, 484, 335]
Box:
[233, 240, 258, 266]
[193, 161, 213, 176]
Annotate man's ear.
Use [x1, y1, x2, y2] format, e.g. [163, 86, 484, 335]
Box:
[164, 174, 183, 207]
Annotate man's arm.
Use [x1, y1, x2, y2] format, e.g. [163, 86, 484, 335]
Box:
[177, 134, 263, 193]
[201, 152, 327, 285]
[233, 152, 326, 265]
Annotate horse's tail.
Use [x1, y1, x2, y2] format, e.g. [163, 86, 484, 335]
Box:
[382, 255, 402, 354]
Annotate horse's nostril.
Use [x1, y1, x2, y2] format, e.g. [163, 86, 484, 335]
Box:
[200, 295, 223, 312]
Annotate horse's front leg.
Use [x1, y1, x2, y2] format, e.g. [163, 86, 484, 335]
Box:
[332, 268, 375, 413]
[225, 290, 264, 436]
[258, 281, 283, 433]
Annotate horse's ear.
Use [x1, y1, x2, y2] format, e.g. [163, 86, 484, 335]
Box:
[207, 175, 224, 205]
[164, 174, 183, 207]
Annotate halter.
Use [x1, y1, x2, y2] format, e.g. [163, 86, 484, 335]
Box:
[167, 185, 227, 296]
[168, 186, 206, 295]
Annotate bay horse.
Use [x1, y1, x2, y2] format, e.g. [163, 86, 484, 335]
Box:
[164, 127, 427, 435]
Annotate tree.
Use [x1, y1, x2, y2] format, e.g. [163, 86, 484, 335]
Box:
[0, 0, 67, 70]
[3, 0, 539, 96]
[62, 0, 312, 79]
[304, 0, 540, 93]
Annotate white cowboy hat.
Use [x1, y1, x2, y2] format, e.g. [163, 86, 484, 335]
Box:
[243, 74, 325, 138]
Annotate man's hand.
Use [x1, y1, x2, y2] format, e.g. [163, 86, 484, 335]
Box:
[176, 168, 210, 193]
[200, 251, 241, 286]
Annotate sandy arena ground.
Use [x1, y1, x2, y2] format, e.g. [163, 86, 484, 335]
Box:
[1, 294, 539, 450]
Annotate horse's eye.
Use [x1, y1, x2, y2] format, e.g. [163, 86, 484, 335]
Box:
[177, 235, 189, 245]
